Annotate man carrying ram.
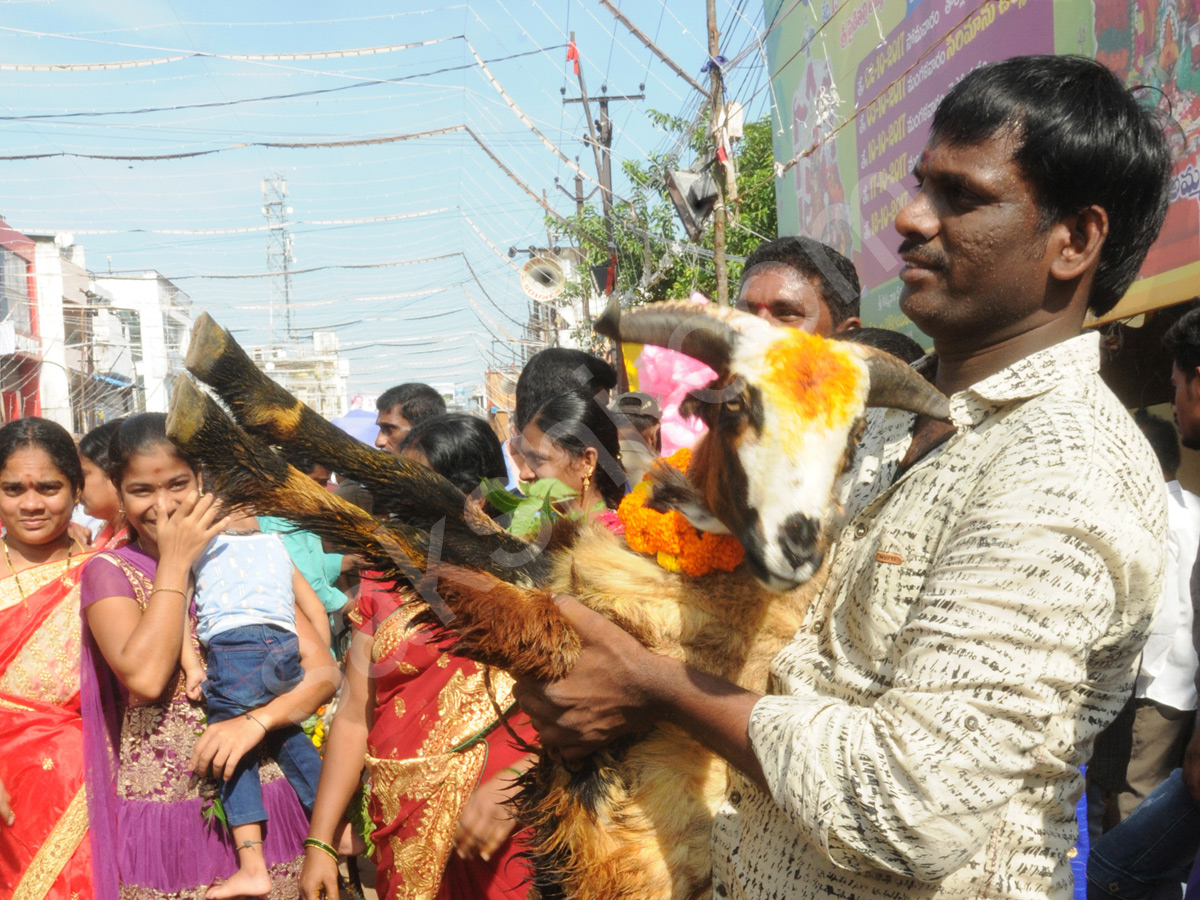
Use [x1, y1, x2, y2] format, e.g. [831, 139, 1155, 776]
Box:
[514, 54, 1171, 899]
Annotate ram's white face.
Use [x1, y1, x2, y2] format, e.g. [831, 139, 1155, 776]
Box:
[686, 325, 870, 592]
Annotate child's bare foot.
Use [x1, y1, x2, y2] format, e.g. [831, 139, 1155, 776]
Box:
[207, 831, 271, 899]
[205, 866, 271, 899]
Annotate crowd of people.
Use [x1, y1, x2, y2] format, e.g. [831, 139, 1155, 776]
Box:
[2, 52, 1200, 900]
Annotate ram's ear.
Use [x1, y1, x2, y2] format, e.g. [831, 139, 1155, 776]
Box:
[678, 390, 707, 422]
[644, 459, 731, 535]
[679, 373, 739, 425]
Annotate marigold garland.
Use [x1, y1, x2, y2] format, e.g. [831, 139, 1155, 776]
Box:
[618, 448, 745, 577]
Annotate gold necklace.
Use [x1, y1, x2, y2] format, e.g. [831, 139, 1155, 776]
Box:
[3, 537, 77, 616]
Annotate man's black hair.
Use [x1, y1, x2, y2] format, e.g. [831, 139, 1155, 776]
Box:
[1133, 408, 1181, 477]
[377, 382, 446, 425]
[279, 448, 325, 476]
[930, 55, 1171, 317]
[1163, 305, 1200, 377]
[836, 327, 926, 364]
[741, 236, 861, 325]
[514, 348, 617, 432]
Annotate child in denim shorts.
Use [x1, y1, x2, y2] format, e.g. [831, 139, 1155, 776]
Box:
[181, 516, 331, 899]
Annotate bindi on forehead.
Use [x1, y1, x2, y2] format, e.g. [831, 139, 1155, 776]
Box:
[2, 476, 63, 488]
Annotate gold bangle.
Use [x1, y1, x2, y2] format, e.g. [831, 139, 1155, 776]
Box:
[150, 587, 187, 599]
[303, 838, 339, 861]
[244, 713, 268, 734]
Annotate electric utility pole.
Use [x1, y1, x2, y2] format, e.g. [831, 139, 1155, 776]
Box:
[707, 0, 729, 304]
[563, 32, 644, 251]
[563, 32, 643, 369]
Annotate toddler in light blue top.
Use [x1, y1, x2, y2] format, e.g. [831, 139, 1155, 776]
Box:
[179, 517, 331, 900]
[193, 531, 297, 643]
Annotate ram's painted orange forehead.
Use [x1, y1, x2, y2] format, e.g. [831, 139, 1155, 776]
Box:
[755, 329, 864, 431]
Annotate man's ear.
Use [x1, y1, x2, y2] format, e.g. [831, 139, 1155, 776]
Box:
[1049, 204, 1108, 283]
[833, 316, 863, 333]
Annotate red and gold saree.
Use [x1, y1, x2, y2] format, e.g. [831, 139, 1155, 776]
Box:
[353, 581, 536, 900]
[0, 553, 94, 900]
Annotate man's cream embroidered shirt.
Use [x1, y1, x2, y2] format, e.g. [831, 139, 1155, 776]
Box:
[712, 332, 1166, 899]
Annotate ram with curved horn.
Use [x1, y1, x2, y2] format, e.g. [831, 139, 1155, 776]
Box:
[596, 295, 949, 591]
[171, 305, 949, 900]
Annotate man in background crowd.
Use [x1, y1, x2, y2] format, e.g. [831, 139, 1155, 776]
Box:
[736, 235, 862, 335]
[1089, 409, 1200, 838]
[337, 382, 446, 513]
[610, 391, 661, 485]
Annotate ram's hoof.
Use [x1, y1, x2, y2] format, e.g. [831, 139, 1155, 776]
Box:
[165, 375, 210, 448]
[184, 312, 230, 381]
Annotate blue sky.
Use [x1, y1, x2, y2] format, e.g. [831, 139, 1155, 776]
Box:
[0, 1, 773, 397]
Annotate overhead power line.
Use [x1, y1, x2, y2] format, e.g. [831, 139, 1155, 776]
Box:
[22, 206, 455, 236]
[466, 37, 600, 192]
[170, 252, 462, 279]
[460, 125, 606, 252]
[0, 124, 467, 161]
[0, 35, 461, 71]
[597, 0, 706, 94]
[0, 43, 564, 121]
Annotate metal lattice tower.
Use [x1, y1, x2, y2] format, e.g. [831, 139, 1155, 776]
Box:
[261, 174, 295, 346]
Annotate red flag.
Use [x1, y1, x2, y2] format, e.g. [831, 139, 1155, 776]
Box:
[566, 40, 579, 75]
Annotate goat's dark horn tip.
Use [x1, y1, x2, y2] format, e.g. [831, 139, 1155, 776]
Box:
[593, 293, 621, 341]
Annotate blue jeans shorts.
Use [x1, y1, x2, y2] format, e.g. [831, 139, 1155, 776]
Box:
[204, 623, 305, 717]
[202, 624, 321, 826]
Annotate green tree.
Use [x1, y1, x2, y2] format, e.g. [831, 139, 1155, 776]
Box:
[554, 111, 778, 343]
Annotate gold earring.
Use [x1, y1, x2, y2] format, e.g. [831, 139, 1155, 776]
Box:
[581, 469, 593, 499]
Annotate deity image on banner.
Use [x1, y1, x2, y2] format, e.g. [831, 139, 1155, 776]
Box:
[792, 54, 853, 258]
[1096, 0, 1200, 270]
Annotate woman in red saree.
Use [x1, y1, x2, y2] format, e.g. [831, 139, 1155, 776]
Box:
[300, 414, 536, 900]
[0, 417, 96, 900]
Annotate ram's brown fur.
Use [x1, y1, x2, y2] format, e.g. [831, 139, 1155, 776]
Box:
[172, 315, 833, 899]
[183, 313, 547, 585]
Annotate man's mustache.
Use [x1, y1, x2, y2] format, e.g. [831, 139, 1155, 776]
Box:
[897, 238, 948, 270]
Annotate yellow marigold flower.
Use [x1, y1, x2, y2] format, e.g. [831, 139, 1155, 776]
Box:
[656, 551, 683, 572]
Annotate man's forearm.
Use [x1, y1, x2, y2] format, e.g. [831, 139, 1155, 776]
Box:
[642, 652, 768, 792]
[516, 595, 767, 788]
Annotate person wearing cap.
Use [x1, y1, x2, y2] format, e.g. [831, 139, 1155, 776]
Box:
[611, 391, 661, 485]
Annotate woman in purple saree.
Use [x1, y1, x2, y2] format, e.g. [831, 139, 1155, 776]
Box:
[80, 414, 338, 899]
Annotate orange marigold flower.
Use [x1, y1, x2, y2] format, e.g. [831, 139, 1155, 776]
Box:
[617, 451, 743, 577]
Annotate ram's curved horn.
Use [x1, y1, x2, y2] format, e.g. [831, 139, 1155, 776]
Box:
[594, 295, 759, 375]
[853, 345, 951, 421]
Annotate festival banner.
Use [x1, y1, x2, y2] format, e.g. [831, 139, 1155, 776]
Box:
[762, 0, 1200, 333]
